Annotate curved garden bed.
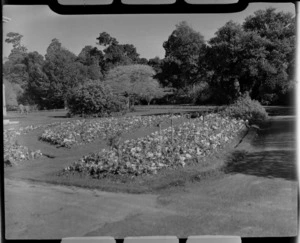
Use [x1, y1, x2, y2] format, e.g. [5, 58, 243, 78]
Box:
[39, 115, 183, 148]
[62, 114, 247, 178]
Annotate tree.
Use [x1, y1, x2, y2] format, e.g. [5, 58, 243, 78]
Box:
[148, 56, 162, 74]
[96, 31, 118, 46]
[3, 32, 29, 105]
[21, 51, 49, 106]
[96, 32, 140, 71]
[242, 7, 296, 104]
[205, 21, 250, 103]
[43, 39, 88, 108]
[104, 64, 160, 107]
[67, 80, 127, 117]
[138, 79, 165, 105]
[160, 21, 205, 89]
[5, 32, 27, 53]
[137, 57, 148, 65]
[77, 45, 104, 80]
[4, 32, 28, 87]
[204, 8, 295, 105]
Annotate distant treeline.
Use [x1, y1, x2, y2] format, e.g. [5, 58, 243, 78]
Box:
[3, 7, 295, 110]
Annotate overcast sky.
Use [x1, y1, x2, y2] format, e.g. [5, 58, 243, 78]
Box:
[3, 2, 295, 60]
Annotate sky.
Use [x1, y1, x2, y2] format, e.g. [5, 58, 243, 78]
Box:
[3, 2, 295, 60]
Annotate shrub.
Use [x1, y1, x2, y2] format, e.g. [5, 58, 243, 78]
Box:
[67, 80, 128, 117]
[221, 93, 268, 125]
[191, 82, 213, 105]
[6, 104, 19, 111]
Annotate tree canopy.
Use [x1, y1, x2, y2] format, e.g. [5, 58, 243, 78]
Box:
[158, 21, 205, 89]
[104, 64, 164, 106]
[3, 7, 295, 109]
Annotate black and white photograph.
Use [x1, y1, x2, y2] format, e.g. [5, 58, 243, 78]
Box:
[2, 1, 298, 240]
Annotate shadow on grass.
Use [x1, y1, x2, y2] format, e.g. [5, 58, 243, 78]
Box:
[223, 150, 297, 181]
[48, 115, 69, 118]
[252, 118, 295, 149]
[264, 106, 295, 116]
[140, 109, 214, 118]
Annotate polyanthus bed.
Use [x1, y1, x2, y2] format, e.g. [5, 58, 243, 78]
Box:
[39, 115, 182, 148]
[63, 114, 247, 177]
[4, 123, 59, 166]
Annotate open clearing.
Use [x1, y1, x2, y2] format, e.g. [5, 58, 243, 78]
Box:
[4, 106, 297, 239]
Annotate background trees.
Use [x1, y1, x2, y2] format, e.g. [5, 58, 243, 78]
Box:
[96, 32, 141, 72]
[158, 21, 205, 90]
[104, 64, 165, 107]
[242, 7, 295, 105]
[42, 38, 88, 108]
[199, 8, 295, 105]
[77, 45, 104, 80]
[2, 7, 295, 111]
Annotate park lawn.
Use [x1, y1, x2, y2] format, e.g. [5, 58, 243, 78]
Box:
[4, 106, 247, 194]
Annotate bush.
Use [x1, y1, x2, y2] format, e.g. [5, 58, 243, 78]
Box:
[221, 93, 268, 125]
[190, 82, 213, 105]
[67, 80, 128, 117]
[6, 104, 19, 112]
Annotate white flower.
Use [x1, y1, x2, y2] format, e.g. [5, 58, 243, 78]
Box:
[147, 152, 154, 158]
[156, 152, 162, 157]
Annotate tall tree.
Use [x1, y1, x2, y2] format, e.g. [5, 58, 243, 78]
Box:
[21, 51, 49, 106]
[205, 21, 249, 103]
[43, 39, 88, 108]
[96, 32, 140, 71]
[160, 21, 205, 89]
[4, 32, 28, 87]
[77, 45, 103, 80]
[242, 7, 296, 104]
[5, 32, 27, 53]
[148, 56, 162, 75]
[3, 32, 29, 104]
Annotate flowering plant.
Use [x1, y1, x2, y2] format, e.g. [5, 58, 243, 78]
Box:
[63, 114, 246, 176]
[3, 124, 57, 166]
[39, 115, 182, 148]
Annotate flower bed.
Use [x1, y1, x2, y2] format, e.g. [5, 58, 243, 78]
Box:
[63, 114, 247, 177]
[4, 144, 43, 167]
[4, 123, 59, 167]
[39, 115, 182, 148]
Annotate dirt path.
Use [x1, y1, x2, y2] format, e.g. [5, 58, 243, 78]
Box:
[4, 116, 297, 239]
[4, 178, 161, 239]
